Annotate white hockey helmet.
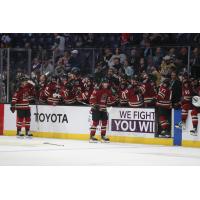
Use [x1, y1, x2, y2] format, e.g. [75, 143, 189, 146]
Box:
[192, 96, 200, 107]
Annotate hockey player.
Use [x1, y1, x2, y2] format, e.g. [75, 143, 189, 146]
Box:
[77, 76, 94, 104]
[69, 68, 85, 98]
[118, 82, 128, 107]
[44, 75, 61, 105]
[38, 74, 48, 104]
[10, 76, 33, 137]
[89, 78, 115, 143]
[124, 77, 144, 108]
[26, 76, 36, 104]
[176, 79, 193, 130]
[190, 86, 200, 135]
[156, 79, 172, 138]
[140, 74, 157, 108]
[60, 82, 76, 105]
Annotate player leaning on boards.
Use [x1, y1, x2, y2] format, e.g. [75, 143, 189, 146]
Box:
[10, 75, 34, 138]
[89, 78, 116, 143]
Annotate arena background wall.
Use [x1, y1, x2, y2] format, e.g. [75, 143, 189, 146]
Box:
[2, 104, 173, 146]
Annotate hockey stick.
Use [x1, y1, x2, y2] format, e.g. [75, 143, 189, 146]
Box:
[77, 100, 113, 112]
[43, 142, 64, 147]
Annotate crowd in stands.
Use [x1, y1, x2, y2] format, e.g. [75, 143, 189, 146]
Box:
[0, 33, 200, 105]
[2, 33, 200, 49]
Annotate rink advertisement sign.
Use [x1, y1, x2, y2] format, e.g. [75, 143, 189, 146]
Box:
[3, 104, 91, 134]
[109, 108, 155, 135]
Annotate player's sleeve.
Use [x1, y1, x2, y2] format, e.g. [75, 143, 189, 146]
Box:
[107, 90, 116, 106]
[11, 92, 18, 107]
[89, 90, 97, 106]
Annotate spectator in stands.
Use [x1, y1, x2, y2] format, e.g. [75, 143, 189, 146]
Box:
[190, 48, 200, 77]
[110, 48, 127, 66]
[112, 57, 122, 71]
[175, 47, 188, 71]
[55, 59, 65, 76]
[160, 55, 176, 81]
[41, 60, 54, 76]
[150, 66, 161, 86]
[52, 33, 65, 57]
[103, 48, 113, 67]
[1, 34, 11, 47]
[123, 59, 134, 77]
[62, 51, 72, 71]
[138, 57, 146, 74]
[153, 47, 163, 68]
[129, 48, 140, 67]
[69, 50, 80, 68]
[143, 40, 152, 57]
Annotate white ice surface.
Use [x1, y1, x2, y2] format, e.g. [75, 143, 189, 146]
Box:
[0, 136, 200, 165]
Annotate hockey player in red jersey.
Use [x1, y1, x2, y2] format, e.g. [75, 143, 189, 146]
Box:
[38, 74, 48, 104]
[140, 74, 157, 108]
[156, 79, 172, 138]
[44, 76, 61, 105]
[10, 76, 33, 137]
[176, 79, 193, 130]
[60, 82, 76, 105]
[190, 85, 200, 135]
[69, 68, 85, 99]
[26, 78, 36, 104]
[89, 78, 115, 143]
[77, 76, 94, 104]
[124, 77, 143, 108]
[118, 82, 128, 107]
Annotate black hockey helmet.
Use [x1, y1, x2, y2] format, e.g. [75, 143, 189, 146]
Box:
[65, 82, 73, 90]
[101, 77, 109, 84]
[50, 75, 58, 82]
[71, 67, 80, 76]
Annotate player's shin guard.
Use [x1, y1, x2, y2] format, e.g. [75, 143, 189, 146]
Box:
[101, 120, 110, 142]
[16, 118, 23, 136]
[100, 120, 107, 136]
[191, 110, 198, 129]
[159, 116, 170, 137]
[90, 120, 99, 137]
[182, 109, 188, 123]
[25, 117, 32, 136]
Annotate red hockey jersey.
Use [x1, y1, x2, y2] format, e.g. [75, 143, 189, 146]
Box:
[119, 88, 128, 106]
[38, 83, 47, 104]
[125, 87, 143, 108]
[182, 86, 193, 105]
[11, 85, 32, 110]
[44, 82, 61, 105]
[60, 88, 76, 105]
[140, 81, 157, 105]
[76, 85, 94, 103]
[89, 88, 115, 111]
[156, 85, 172, 109]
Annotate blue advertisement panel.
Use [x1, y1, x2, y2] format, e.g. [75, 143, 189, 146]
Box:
[173, 109, 182, 146]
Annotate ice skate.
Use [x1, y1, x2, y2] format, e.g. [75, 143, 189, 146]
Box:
[101, 135, 110, 143]
[25, 130, 33, 139]
[16, 131, 24, 139]
[158, 130, 166, 138]
[89, 136, 98, 143]
[190, 128, 198, 136]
